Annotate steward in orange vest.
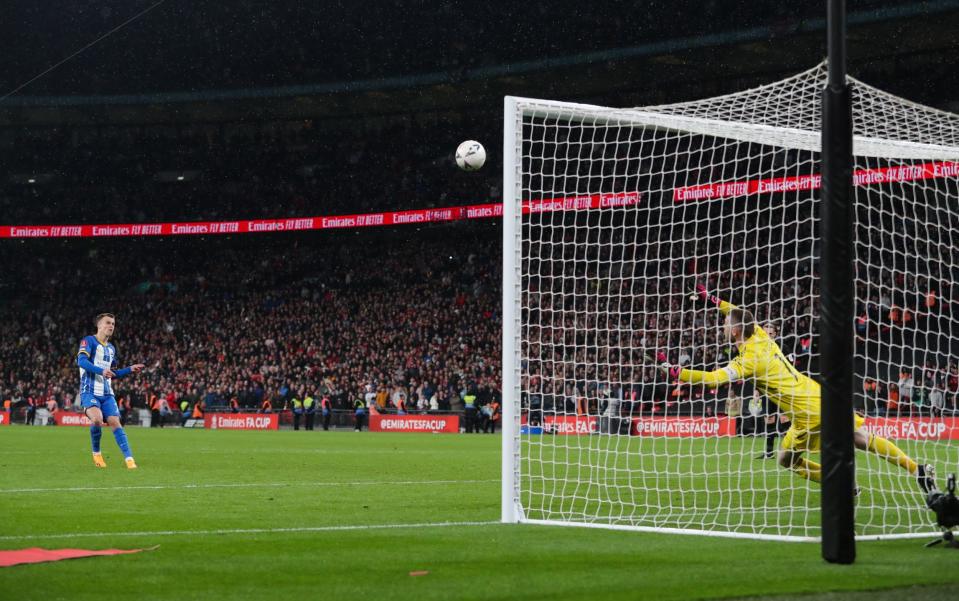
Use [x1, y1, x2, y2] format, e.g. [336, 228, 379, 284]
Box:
[486, 400, 501, 434]
[320, 396, 332, 431]
[149, 394, 160, 428]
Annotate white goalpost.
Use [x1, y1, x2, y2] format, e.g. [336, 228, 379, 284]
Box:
[502, 63, 959, 541]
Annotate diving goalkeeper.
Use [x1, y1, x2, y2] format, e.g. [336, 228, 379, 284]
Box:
[657, 285, 937, 494]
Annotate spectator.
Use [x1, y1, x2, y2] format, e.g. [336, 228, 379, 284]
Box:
[45, 397, 58, 425]
[320, 395, 332, 431]
[353, 396, 367, 432]
[726, 390, 743, 436]
[932, 388, 948, 416]
[150, 395, 160, 428]
[290, 395, 303, 431]
[887, 384, 900, 417]
[158, 396, 171, 428]
[486, 398, 501, 434]
[898, 371, 915, 413]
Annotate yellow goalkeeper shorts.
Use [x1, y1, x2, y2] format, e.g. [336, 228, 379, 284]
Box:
[781, 413, 866, 453]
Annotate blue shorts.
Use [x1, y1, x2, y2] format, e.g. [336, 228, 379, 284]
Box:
[80, 394, 119, 419]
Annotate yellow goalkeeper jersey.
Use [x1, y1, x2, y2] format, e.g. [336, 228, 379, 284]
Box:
[678, 302, 820, 425]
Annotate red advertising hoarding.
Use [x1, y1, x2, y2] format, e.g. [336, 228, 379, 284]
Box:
[0, 192, 642, 239]
[55, 412, 92, 426]
[861, 417, 959, 441]
[631, 417, 736, 437]
[673, 161, 959, 202]
[524, 414, 959, 440]
[0, 412, 9, 426]
[519, 415, 599, 435]
[369, 414, 460, 433]
[540, 415, 598, 435]
[204, 413, 278, 430]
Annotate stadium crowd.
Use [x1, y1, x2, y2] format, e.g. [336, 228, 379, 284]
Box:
[3, 114, 958, 427]
[3, 219, 956, 425]
[0, 226, 502, 422]
[520, 182, 959, 422]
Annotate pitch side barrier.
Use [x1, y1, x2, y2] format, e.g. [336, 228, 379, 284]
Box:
[4, 159, 956, 240]
[520, 414, 959, 440]
[0, 193, 640, 239]
[201, 411, 467, 433]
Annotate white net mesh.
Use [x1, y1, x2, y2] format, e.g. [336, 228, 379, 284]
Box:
[505, 63, 959, 540]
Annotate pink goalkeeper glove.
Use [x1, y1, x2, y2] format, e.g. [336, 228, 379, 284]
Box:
[695, 284, 721, 307]
[656, 351, 681, 379]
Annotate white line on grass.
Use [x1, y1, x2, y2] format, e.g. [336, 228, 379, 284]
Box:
[0, 520, 500, 541]
[0, 478, 499, 494]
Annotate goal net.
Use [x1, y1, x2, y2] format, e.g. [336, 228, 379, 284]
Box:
[501, 63, 959, 541]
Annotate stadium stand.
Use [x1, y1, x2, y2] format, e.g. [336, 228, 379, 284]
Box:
[1, 225, 501, 425]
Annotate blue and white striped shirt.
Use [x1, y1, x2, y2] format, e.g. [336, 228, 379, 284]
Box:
[77, 335, 118, 397]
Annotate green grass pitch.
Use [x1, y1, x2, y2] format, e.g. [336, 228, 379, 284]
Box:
[1, 427, 958, 601]
[520, 434, 959, 537]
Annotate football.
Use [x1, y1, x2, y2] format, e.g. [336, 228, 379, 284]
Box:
[455, 140, 486, 171]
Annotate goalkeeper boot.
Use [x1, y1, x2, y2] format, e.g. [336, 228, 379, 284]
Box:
[917, 464, 937, 493]
[93, 453, 107, 468]
[125, 457, 138, 470]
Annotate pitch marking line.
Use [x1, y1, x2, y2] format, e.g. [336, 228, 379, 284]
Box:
[0, 520, 500, 541]
[0, 478, 499, 495]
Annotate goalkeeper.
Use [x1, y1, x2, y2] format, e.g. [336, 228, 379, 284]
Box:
[657, 285, 937, 494]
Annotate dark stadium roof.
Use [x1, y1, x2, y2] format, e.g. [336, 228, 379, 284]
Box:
[1, 1, 956, 100]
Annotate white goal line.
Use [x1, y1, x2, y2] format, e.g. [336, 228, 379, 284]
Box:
[0, 478, 500, 495]
[0, 520, 500, 542]
[517, 519, 941, 542]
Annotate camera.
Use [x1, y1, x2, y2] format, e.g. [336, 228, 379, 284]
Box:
[925, 473, 959, 548]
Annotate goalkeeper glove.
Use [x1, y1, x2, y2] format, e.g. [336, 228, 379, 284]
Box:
[656, 351, 681, 379]
[694, 283, 722, 307]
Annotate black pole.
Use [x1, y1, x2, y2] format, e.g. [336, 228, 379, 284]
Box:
[820, 0, 856, 564]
